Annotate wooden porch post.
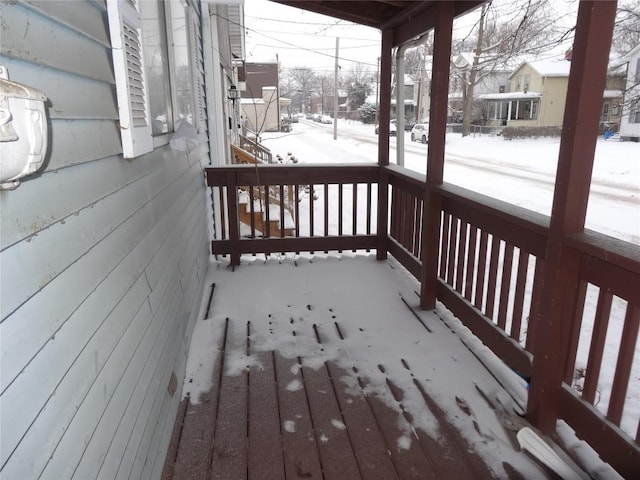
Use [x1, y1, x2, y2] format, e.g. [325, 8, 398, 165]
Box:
[419, 2, 453, 309]
[528, 0, 617, 432]
[376, 28, 393, 259]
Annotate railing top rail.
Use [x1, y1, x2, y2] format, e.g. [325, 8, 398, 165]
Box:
[567, 230, 640, 277]
[436, 183, 551, 235]
[206, 163, 379, 187]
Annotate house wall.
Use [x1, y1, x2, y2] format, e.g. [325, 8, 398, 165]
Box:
[539, 76, 569, 126]
[0, 2, 210, 478]
[620, 47, 640, 140]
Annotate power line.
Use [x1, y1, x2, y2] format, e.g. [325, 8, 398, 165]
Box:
[217, 12, 380, 68]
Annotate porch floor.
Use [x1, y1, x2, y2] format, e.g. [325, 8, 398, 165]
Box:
[162, 254, 566, 479]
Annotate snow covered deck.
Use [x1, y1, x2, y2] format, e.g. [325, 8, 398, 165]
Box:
[161, 255, 586, 479]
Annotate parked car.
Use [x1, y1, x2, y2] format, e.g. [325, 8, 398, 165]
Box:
[320, 115, 333, 124]
[375, 122, 397, 136]
[410, 123, 428, 143]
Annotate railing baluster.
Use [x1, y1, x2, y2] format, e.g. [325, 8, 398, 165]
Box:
[279, 184, 285, 239]
[485, 237, 501, 320]
[526, 258, 545, 353]
[607, 304, 639, 426]
[583, 290, 613, 404]
[324, 183, 329, 238]
[366, 183, 372, 236]
[402, 190, 412, 250]
[295, 185, 300, 253]
[439, 212, 450, 280]
[464, 225, 477, 301]
[474, 231, 489, 310]
[563, 280, 588, 384]
[338, 183, 343, 238]
[510, 250, 529, 342]
[264, 185, 271, 239]
[455, 221, 467, 294]
[497, 243, 514, 330]
[352, 183, 358, 236]
[249, 187, 256, 238]
[413, 196, 421, 258]
[218, 186, 227, 241]
[309, 183, 314, 252]
[446, 216, 458, 287]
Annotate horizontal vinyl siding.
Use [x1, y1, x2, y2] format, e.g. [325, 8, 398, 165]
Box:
[0, 1, 209, 478]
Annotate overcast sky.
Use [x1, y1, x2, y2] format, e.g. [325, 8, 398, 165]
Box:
[242, 0, 579, 76]
[243, 0, 382, 75]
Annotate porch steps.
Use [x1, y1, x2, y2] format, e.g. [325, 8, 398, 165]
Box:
[238, 191, 296, 238]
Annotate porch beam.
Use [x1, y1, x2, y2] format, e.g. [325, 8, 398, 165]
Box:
[528, 0, 617, 433]
[420, 1, 454, 309]
[376, 28, 394, 259]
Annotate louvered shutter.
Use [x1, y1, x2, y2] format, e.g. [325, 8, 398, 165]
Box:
[107, 0, 153, 158]
[188, 7, 207, 133]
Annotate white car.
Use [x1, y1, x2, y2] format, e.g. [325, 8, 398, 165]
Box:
[375, 122, 397, 136]
[320, 115, 333, 124]
[410, 123, 428, 143]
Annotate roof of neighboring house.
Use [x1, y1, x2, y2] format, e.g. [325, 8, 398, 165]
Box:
[510, 59, 571, 78]
[603, 89, 623, 98]
[480, 92, 542, 100]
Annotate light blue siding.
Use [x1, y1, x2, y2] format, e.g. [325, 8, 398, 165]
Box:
[0, 1, 210, 478]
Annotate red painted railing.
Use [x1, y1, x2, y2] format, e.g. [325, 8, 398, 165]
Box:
[206, 162, 640, 477]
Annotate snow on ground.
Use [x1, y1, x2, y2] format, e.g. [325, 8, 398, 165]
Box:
[184, 254, 618, 478]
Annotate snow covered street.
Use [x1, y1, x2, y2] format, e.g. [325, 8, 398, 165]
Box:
[262, 119, 640, 244]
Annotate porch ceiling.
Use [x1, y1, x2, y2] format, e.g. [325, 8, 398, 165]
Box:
[273, 0, 485, 42]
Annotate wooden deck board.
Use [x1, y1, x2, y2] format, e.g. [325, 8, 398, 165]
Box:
[161, 258, 557, 480]
[247, 348, 286, 480]
[210, 320, 248, 480]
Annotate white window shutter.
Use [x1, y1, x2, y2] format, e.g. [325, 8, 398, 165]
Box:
[188, 7, 207, 133]
[107, 0, 153, 158]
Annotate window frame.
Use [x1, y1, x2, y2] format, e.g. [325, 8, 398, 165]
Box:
[107, 0, 204, 153]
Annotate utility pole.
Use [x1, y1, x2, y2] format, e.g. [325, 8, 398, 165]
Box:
[334, 37, 339, 140]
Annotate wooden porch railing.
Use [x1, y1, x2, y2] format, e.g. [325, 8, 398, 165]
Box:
[205, 162, 640, 478]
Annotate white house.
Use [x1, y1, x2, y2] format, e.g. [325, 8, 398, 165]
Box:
[619, 43, 640, 141]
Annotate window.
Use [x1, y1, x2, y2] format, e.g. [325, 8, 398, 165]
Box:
[509, 99, 538, 120]
[601, 102, 610, 122]
[515, 75, 522, 91]
[635, 57, 640, 83]
[499, 85, 505, 93]
[107, 0, 154, 157]
[630, 99, 640, 124]
[107, 0, 205, 155]
[524, 74, 530, 92]
[140, 0, 173, 136]
[169, 1, 194, 123]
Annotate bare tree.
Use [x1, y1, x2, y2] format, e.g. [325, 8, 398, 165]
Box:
[612, 0, 640, 56]
[344, 63, 372, 111]
[286, 67, 317, 114]
[454, 0, 560, 136]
